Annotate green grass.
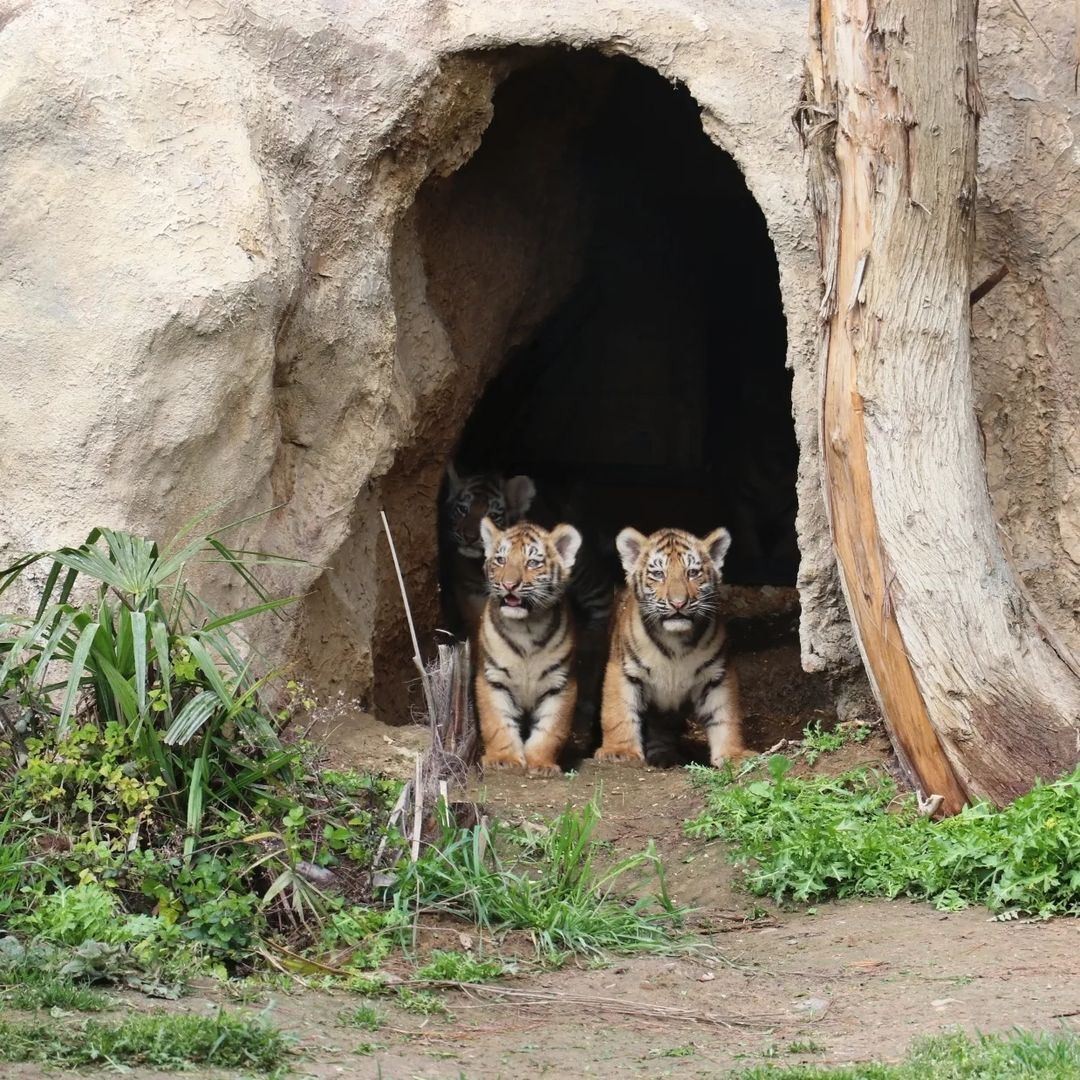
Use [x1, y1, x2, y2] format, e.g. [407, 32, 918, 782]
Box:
[394, 987, 449, 1015]
[392, 798, 686, 959]
[733, 1029, 1080, 1077]
[338, 1003, 383, 1031]
[415, 949, 507, 982]
[1, 971, 109, 1012]
[686, 755, 1080, 917]
[800, 720, 872, 765]
[0, 1010, 291, 1071]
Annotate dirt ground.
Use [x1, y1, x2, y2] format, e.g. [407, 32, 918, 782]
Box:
[10, 761, 1077, 1080]
[8, 593, 1079, 1078]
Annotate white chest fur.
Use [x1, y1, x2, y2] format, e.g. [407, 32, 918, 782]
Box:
[482, 608, 569, 711]
[628, 615, 727, 714]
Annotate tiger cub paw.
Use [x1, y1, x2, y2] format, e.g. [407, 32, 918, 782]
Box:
[709, 747, 755, 769]
[525, 761, 563, 778]
[594, 745, 646, 766]
[481, 753, 527, 773]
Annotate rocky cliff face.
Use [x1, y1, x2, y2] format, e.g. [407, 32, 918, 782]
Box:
[1, 0, 1074, 719]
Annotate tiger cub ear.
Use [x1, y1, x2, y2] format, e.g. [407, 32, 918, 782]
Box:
[615, 528, 647, 577]
[549, 524, 582, 573]
[445, 461, 463, 494]
[704, 527, 732, 572]
[480, 516, 501, 558]
[504, 475, 537, 519]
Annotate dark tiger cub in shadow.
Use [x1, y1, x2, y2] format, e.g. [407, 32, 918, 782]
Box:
[475, 517, 581, 776]
[597, 526, 750, 768]
[438, 465, 537, 639]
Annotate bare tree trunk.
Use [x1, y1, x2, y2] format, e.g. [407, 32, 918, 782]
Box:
[802, 0, 1080, 810]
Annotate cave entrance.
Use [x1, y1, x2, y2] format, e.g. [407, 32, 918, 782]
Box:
[453, 55, 798, 591]
[377, 49, 830, 747]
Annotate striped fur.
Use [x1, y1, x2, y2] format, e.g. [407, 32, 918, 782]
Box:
[475, 518, 581, 775]
[596, 526, 748, 768]
[439, 466, 537, 638]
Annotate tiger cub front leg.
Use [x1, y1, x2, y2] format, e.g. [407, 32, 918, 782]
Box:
[596, 654, 646, 765]
[476, 669, 526, 772]
[524, 676, 576, 777]
[699, 662, 750, 768]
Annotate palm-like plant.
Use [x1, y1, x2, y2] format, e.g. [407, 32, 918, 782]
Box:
[0, 522, 304, 855]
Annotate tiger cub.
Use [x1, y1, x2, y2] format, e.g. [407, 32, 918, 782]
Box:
[596, 526, 748, 769]
[439, 465, 537, 638]
[475, 517, 581, 776]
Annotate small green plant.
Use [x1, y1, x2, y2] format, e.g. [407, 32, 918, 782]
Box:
[788, 1040, 826, 1055]
[395, 987, 448, 1016]
[732, 1029, 1080, 1078]
[338, 1003, 382, 1031]
[415, 950, 508, 983]
[686, 756, 1080, 917]
[0, 1009, 291, 1070]
[651, 1043, 696, 1058]
[14, 882, 130, 947]
[800, 719, 872, 765]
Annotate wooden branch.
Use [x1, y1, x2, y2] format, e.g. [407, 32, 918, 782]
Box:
[970, 264, 1009, 306]
[380, 509, 437, 725]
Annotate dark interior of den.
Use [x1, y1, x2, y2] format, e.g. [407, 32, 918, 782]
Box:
[436, 52, 831, 763]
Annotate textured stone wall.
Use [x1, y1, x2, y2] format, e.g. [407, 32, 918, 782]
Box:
[1, 0, 1075, 719]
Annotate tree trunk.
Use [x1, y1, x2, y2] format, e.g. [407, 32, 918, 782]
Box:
[801, 0, 1080, 810]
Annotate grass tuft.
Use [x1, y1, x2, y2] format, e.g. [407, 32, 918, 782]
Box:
[733, 1029, 1080, 1078]
[392, 797, 686, 960]
[415, 949, 508, 983]
[0, 1009, 291, 1071]
[1, 971, 109, 1012]
[338, 1003, 383, 1031]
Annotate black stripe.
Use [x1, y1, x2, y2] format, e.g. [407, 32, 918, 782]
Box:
[641, 617, 674, 659]
[533, 607, 563, 650]
[624, 641, 651, 676]
[539, 660, 565, 680]
[695, 673, 728, 710]
[533, 684, 565, 709]
[491, 617, 525, 657]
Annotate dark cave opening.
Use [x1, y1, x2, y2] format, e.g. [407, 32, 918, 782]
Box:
[449, 53, 798, 590]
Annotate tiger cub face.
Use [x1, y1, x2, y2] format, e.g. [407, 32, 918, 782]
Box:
[480, 518, 582, 621]
[444, 465, 536, 559]
[616, 526, 732, 634]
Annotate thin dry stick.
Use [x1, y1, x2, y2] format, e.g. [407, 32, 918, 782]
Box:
[374, 778, 411, 869]
[411, 750, 423, 863]
[430, 982, 770, 1031]
[380, 510, 436, 724]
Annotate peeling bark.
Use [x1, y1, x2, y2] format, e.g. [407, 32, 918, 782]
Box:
[802, 0, 1080, 808]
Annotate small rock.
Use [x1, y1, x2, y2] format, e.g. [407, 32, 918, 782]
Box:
[793, 996, 829, 1013]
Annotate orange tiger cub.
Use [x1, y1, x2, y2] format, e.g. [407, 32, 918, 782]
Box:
[475, 517, 581, 776]
[596, 526, 749, 769]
